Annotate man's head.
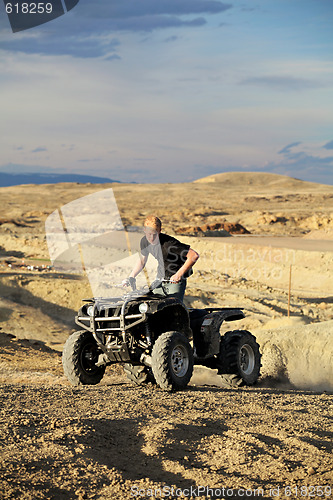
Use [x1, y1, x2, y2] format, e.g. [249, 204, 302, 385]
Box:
[144, 215, 161, 244]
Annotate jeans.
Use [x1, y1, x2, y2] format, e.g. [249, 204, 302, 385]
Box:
[152, 279, 187, 302]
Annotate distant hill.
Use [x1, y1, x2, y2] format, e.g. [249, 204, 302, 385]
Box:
[193, 171, 332, 190]
[0, 172, 120, 188]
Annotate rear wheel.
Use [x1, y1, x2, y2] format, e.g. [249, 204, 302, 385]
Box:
[123, 363, 155, 385]
[217, 330, 261, 388]
[151, 331, 193, 391]
[62, 330, 106, 386]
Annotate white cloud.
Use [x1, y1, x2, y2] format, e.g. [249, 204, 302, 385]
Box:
[1, 0, 333, 184]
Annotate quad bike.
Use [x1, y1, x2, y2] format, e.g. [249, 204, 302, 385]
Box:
[62, 279, 261, 391]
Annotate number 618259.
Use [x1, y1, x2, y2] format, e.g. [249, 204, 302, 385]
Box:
[5, 3, 53, 14]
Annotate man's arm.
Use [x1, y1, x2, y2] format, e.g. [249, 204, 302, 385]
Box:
[129, 254, 148, 278]
[170, 248, 199, 283]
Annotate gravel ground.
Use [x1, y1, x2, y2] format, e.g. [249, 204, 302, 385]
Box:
[0, 336, 332, 500]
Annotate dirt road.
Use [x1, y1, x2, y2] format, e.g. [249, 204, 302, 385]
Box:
[205, 236, 333, 253]
[1, 381, 332, 500]
[0, 334, 332, 500]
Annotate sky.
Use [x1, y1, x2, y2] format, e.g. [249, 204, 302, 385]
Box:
[0, 0, 333, 184]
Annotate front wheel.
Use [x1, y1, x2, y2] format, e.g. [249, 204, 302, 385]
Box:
[123, 363, 155, 385]
[151, 331, 194, 391]
[217, 330, 261, 388]
[62, 330, 106, 386]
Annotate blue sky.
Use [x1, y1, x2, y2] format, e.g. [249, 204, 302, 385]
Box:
[0, 0, 332, 184]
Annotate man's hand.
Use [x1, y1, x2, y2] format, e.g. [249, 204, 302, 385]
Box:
[122, 277, 136, 289]
[169, 248, 199, 284]
[169, 273, 182, 283]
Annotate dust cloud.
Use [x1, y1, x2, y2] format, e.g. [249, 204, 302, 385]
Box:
[255, 319, 333, 392]
[190, 319, 333, 392]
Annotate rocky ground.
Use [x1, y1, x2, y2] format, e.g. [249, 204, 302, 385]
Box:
[0, 332, 332, 500]
[0, 173, 332, 499]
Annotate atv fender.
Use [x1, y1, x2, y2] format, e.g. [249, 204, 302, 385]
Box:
[192, 308, 244, 358]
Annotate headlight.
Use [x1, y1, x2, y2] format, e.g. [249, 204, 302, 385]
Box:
[139, 302, 148, 314]
[87, 305, 94, 316]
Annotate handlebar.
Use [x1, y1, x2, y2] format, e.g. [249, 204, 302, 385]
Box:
[120, 278, 173, 292]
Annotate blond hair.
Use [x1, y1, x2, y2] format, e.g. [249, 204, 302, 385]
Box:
[144, 215, 162, 231]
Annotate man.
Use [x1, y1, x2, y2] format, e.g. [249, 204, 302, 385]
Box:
[123, 215, 199, 302]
